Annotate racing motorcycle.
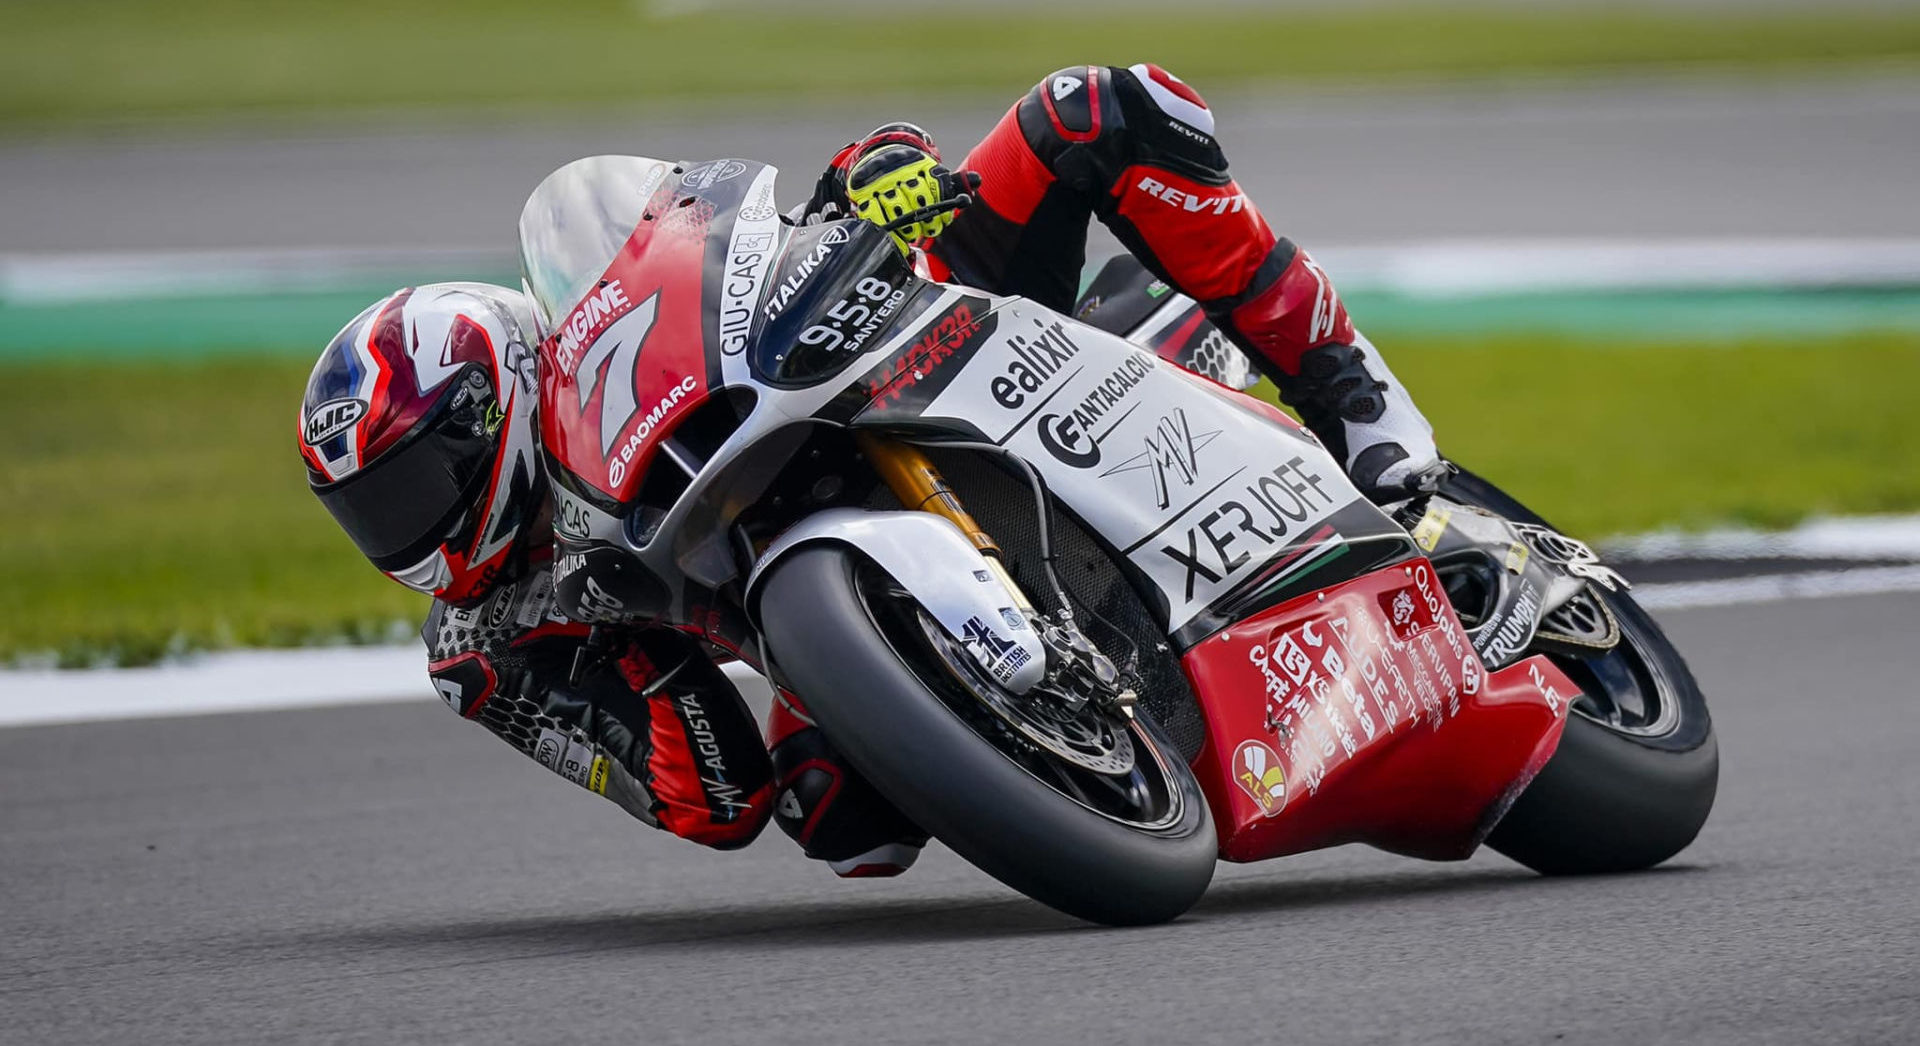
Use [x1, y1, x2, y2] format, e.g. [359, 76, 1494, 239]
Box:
[519, 155, 1719, 926]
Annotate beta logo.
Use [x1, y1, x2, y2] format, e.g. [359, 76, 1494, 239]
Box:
[1232, 739, 1288, 817]
[303, 397, 367, 447]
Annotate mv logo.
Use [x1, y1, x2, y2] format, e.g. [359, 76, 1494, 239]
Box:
[1102, 408, 1220, 509]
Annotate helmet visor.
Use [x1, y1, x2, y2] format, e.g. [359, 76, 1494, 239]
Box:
[312, 409, 494, 572]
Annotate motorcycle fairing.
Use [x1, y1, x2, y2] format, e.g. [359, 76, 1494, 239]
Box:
[1181, 558, 1574, 861]
[1074, 253, 1258, 392]
[749, 220, 931, 389]
[529, 157, 790, 507]
[858, 296, 1369, 635]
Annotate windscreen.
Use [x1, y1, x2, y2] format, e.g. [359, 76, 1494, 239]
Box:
[516, 155, 676, 341]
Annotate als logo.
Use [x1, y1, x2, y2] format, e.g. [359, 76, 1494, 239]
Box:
[304, 397, 367, 446]
[1232, 739, 1288, 817]
[1102, 408, 1220, 508]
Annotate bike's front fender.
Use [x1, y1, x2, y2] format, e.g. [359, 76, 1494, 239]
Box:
[743, 509, 1049, 693]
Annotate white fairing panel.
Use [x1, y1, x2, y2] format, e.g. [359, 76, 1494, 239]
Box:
[747, 510, 1049, 693]
[918, 300, 1361, 630]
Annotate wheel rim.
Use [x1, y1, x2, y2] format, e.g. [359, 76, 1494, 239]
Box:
[854, 565, 1187, 832]
[1552, 588, 1681, 739]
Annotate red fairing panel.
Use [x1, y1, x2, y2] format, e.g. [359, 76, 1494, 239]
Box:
[538, 186, 713, 502]
[1182, 560, 1575, 862]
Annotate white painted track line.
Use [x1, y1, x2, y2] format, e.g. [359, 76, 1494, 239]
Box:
[1605, 513, 1920, 562]
[7, 514, 1918, 727]
[0, 647, 774, 729]
[1631, 565, 1920, 610]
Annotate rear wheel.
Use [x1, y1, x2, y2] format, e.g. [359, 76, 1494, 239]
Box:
[758, 545, 1217, 925]
[1444, 468, 1719, 874]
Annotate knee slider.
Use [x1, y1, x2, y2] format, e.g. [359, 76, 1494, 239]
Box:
[769, 724, 927, 866]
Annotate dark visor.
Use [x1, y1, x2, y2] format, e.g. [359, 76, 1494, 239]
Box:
[312, 406, 494, 572]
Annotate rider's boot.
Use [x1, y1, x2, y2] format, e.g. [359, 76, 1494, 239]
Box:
[766, 689, 930, 877]
[1215, 250, 1448, 503]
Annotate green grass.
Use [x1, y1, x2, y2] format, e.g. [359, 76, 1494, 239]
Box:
[6, 331, 1919, 666]
[5, 1, 1920, 128]
[0, 359, 427, 667]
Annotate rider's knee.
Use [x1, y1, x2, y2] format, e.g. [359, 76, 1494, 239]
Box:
[767, 691, 928, 877]
[1014, 64, 1231, 193]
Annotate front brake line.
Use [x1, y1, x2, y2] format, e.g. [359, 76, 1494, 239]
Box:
[906, 437, 1144, 679]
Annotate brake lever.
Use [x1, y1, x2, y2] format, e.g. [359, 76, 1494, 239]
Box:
[881, 193, 974, 233]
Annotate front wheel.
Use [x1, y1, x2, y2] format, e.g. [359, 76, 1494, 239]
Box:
[758, 545, 1217, 925]
[1444, 468, 1719, 875]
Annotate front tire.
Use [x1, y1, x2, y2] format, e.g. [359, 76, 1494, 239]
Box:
[758, 545, 1217, 925]
[1444, 468, 1720, 875]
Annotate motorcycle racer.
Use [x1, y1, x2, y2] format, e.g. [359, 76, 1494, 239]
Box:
[802, 63, 1445, 504]
[298, 283, 924, 874]
[297, 63, 1444, 884]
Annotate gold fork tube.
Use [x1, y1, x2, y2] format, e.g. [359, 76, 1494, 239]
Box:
[854, 432, 1000, 558]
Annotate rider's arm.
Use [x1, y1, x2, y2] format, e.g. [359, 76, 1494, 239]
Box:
[423, 581, 774, 850]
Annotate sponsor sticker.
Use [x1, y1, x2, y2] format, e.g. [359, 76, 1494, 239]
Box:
[606, 374, 698, 487]
[303, 397, 367, 446]
[962, 615, 1031, 685]
[1102, 407, 1219, 506]
[1503, 541, 1531, 574]
[1232, 739, 1288, 816]
[534, 727, 600, 789]
[1411, 505, 1451, 553]
[1479, 579, 1542, 663]
[865, 300, 991, 404]
[1527, 660, 1569, 715]
[680, 159, 747, 190]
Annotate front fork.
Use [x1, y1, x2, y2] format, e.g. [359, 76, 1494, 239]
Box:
[856, 432, 1132, 714]
[855, 432, 1041, 625]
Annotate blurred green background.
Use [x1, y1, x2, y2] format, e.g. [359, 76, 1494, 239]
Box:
[5, 0, 1919, 665]
[6, 1, 1920, 128]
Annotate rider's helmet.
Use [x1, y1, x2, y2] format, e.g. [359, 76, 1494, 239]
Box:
[298, 282, 545, 605]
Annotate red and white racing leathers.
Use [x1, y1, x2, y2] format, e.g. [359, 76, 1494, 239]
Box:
[924, 63, 1442, 500]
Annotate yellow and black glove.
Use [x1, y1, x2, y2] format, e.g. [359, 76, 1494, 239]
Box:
[809, 123, 980, 252]
[846, 145, 978, 251]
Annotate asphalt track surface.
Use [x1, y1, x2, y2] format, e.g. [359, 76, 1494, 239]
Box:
[4, 77, 1918, 255]
[4, 590, 1917, 1044]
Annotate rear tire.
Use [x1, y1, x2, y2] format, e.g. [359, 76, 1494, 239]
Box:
[759, 545, 1217, 925]
[1443, 468, 1719, 874]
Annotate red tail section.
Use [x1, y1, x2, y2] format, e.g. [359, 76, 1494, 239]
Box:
[1181, 559, 1574, 862]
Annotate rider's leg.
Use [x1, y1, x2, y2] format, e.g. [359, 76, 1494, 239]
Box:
[935, 64, 1444, 502]
[766, 689, 929, 877]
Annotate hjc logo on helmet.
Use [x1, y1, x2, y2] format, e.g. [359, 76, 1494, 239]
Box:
[303, 398, 367, 447]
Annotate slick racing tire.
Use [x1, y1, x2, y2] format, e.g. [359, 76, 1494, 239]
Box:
[759, 546, 1217, 926]
[1444, 468, 1719, 875]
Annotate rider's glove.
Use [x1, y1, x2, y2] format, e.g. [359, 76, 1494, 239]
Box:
[798, 122, 981, 250]
[846, 144, 980, 251]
